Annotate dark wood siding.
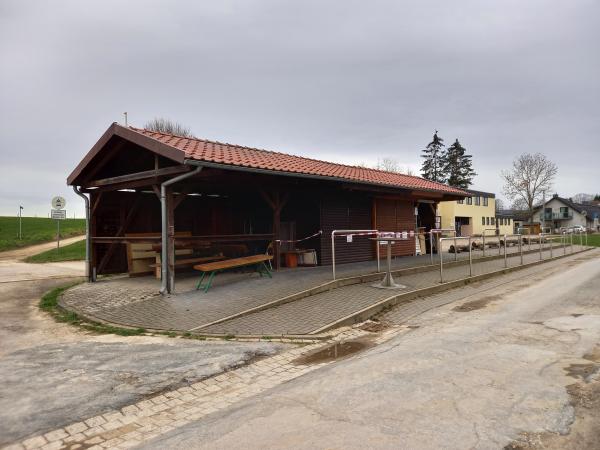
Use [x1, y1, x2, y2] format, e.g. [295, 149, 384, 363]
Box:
[374, 198, 416, 256]
[320, 192, 375, 265]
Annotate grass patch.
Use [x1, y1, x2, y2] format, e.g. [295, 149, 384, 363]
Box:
[0, 216, 85, 252]
[25, 239, 85, 263]
[584, 234, 600, 247]
[39, 284, 146, 336]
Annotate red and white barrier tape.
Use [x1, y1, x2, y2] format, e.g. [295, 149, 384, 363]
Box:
[275, 230, 323, 244]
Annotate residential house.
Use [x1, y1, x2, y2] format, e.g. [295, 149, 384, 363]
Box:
[438, 189, 506, 236]
[534, 194, 600, 232]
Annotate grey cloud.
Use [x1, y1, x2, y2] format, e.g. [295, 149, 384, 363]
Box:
[0, 0, 598, 216]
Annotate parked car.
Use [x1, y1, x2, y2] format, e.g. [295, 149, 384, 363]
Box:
[569, 225, 586, 233]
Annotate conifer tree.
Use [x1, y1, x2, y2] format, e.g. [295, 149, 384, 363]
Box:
[420, 131, 446, 183]
[444, 139, 476, 188]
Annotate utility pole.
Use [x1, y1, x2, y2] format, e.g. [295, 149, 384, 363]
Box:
[18, 206, 23, 239]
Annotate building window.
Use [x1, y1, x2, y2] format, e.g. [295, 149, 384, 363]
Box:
[491, 217, 495, 225]
[507, 218, 511, 225]
[482, 217, 485, 225]
[457, 199, 463, 204]
[466, 197, 472, 205]
[483, 196, 488, 206]
[474, 196, 480, 206]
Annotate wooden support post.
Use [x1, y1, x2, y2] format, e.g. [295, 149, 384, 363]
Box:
[273, 192, 281, 271]
[97, 196, 141, 274]
[167, 188, 176, 292]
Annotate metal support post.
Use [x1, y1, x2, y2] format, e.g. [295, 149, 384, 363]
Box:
[439, 239, 444, 283]
[570, 233, 573, 252]
[539, 233, 542, 260]
[504, 234, 507, 267]
[519, 235, 523, 265]
[468, 237, 473, 276]
[482, 234, 486, 257]
[453, 236, 457, 261]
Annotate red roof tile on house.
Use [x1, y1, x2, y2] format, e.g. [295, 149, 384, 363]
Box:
[129, 127, 467, 196]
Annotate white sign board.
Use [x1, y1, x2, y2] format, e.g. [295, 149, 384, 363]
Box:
[51, 196, 66, 210]
[51, 209, 66, 220]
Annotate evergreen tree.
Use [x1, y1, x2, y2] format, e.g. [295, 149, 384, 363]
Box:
[420, 131, 446, 183]
[444, 139, 476, 188]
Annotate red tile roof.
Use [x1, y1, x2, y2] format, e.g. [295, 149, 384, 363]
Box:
[129, 127, 467, 196]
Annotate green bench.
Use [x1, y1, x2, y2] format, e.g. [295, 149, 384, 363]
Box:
[194, 254, 273, 293]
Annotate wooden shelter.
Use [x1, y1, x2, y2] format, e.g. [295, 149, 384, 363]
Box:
[68, 123, 466, 293]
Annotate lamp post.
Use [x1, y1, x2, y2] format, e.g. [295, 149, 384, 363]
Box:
[18, 206, 23, 240]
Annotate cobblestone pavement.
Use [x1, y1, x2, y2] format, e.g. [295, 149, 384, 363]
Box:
[195, 246, 583, 335]
[60, 243, 580, 334]
[8, 249, 597, 450]
[6, 326, 399, 450]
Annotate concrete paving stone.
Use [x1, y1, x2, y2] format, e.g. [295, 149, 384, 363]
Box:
[22, 436, 47, 450]
[42, 429, 67, 443]
[60, 245, 570, 334]
[83, 416, 106, 428]
[63, 433, 85, 443]
[39, 442, 62, 450]
[65, 422, 88, 436]
[83, 426, 104, 437]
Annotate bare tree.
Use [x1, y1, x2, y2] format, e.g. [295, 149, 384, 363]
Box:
[501, 153, 557, 222]
[144, 117, 195, 138]
[376, 158, 415, 175]
[495, 198, 505, 212]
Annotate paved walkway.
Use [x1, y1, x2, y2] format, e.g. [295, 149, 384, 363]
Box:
[11, 249, 600, 450]
[60, 243, 585, 335]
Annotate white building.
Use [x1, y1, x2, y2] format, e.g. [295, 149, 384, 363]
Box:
[533, 195, 600, 232]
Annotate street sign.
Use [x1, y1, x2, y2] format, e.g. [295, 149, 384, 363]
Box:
[51, 196, 66, 210]
[51, 209, 66, 219]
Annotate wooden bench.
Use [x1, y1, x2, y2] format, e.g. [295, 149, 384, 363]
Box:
[150, 255, 225, 279]
[194, 254, 273, 293]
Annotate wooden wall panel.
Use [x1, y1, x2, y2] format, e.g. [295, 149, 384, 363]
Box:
[320, 192, 375, 265]
[374, 198, 416, 256]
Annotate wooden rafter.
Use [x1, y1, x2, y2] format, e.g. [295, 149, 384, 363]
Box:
[88, 165, 191, 188]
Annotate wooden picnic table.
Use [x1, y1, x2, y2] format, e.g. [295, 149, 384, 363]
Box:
[194, 254, 273, 292]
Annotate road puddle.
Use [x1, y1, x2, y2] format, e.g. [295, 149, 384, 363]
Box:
[292, 338, 374, 365]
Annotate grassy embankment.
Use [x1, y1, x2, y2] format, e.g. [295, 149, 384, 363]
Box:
[25, 239, 86, 263]
[0, 216, 85, 252]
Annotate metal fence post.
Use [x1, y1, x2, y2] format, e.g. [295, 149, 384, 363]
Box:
[439, 238, 444, 283]
[550, 235, 553, 258]
[331, 233, 336, 280]
[482, 234, 486, 258]
[504, 234, 508, 267]
[585, 232, 588, 247]
[453, 236, 457, 261]
[570, 233, 573, 252]
[430, 230, 434, 266]
[469, 237, 473, 276]
[519, 235, 523, 265]
[539, 233, 543, 260]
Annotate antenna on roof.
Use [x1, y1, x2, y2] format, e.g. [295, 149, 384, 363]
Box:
[123, 112, 128, 127]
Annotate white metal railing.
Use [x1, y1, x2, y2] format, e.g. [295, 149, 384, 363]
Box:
[438, 231, 588, 283]
[331, 230, 380, 280]
[429, 228, 457, 265]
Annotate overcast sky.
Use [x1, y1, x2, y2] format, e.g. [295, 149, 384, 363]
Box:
[1, 0, 598, 217]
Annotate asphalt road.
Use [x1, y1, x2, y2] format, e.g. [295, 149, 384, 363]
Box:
[145, 249, 600, 449]
[0, 253, 287, 445]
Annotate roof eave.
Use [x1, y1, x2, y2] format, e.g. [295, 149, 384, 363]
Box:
[67, 123, 186, 186]
[184, 159, 466, 198]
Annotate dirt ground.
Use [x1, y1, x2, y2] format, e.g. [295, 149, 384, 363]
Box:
[0, 249, 288, 445]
